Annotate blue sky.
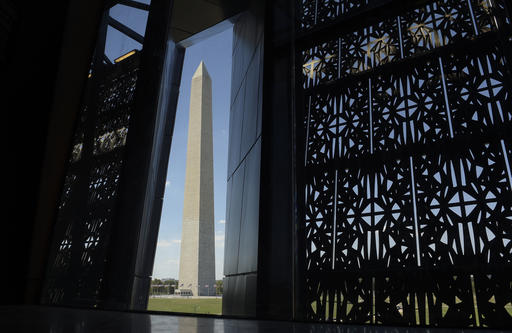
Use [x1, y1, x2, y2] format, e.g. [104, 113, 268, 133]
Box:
[106, 4, 147, 62]
[105, 4, 232, 280]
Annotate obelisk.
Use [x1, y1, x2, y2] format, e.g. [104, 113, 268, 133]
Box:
[178, 61, 215, 296]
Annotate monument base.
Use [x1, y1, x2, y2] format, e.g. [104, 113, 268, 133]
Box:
[174, 289, 192, 296]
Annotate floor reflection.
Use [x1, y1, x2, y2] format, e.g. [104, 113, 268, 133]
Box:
[1, 306, 507, 333]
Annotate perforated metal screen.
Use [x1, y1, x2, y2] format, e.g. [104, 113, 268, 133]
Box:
[297, 0, 512, 327]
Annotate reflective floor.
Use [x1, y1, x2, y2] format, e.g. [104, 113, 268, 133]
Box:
[0, 306, 508, 333]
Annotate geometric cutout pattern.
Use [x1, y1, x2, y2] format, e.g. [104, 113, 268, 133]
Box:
[299, 0, 369, 31]
[334, 158, 417, 270]
[299, 0, 512, 33]
[298, 0, 512, 328]
[305, 170, 336, 270]
[415, 141, 512, 268]
[471, 0, 512, 33]
[42, 55, 139, 307]
[444, 44, 512, 136]
[303, 40, 339, 89]
[400, 0, 475, 56]
[301, 0, 512, 89]
[372, 60, 449, 151]
[341, 17, 400, 75]
[41, 0, 151, 307]
[305, 81, 369, 164]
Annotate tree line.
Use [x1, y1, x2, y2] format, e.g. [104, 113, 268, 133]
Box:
[150, 278, 223, 295]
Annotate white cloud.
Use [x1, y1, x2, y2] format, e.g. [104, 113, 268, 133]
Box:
[157, 239, 181, 247]
[157, 240, 172, 247]
[165, 180, 171, 187]
[218, 219, 225, 224]
[215, 233, 225, 248]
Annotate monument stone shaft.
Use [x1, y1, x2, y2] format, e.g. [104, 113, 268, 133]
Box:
[178, 61, 215, 296]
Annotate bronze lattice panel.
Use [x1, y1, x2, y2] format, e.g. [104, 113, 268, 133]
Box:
[298, 0, 512, 328]
[42, 57, 139, 307]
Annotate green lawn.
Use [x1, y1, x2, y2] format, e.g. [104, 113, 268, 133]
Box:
[147, 297, 511, 322]
[147, 297, 222, 315]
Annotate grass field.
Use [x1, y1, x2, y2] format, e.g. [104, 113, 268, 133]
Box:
[147, 297, 222, 315]
[147, 297, 512, 323]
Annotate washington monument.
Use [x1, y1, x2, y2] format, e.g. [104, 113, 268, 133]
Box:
[178, 61, 216, 296]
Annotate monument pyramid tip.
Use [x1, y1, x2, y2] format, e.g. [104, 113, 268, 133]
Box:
[193, 61, 210, 78]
